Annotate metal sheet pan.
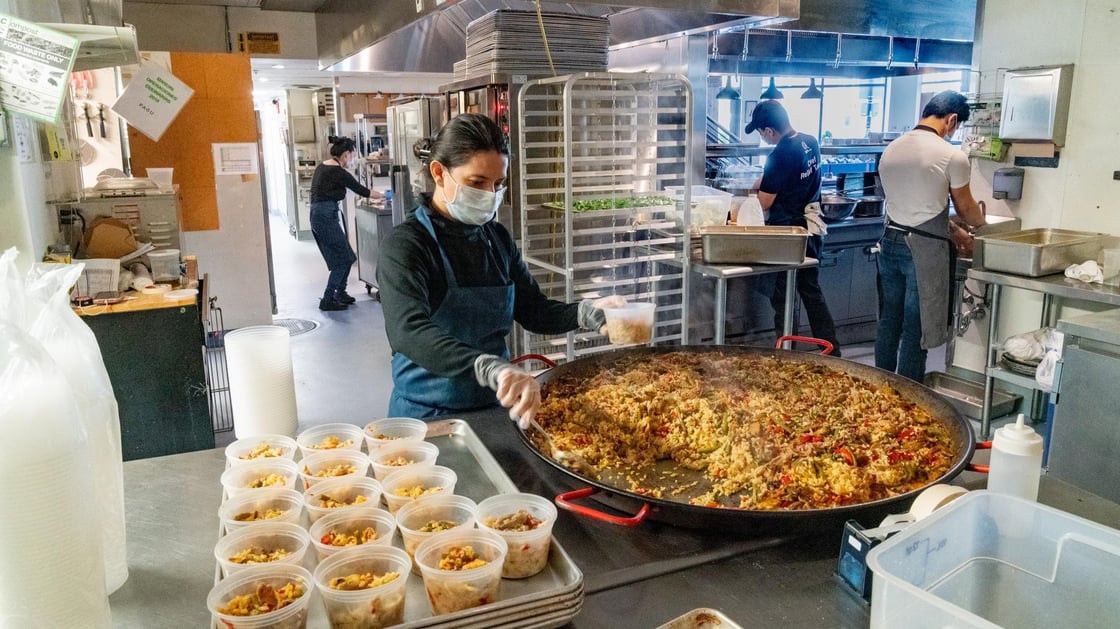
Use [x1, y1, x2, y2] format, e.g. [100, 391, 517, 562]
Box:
[213, 419, 583, 629]
[698, 225, 809, 264]
[519, 346, 976, 534]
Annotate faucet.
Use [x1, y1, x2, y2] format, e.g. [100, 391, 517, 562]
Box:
[956, 284, 988, 337]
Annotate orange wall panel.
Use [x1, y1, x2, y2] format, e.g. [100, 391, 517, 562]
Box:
[128, 52, 257, 232]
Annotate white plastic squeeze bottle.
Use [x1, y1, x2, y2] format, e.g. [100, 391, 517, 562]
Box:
[987, 413, 1044, 501]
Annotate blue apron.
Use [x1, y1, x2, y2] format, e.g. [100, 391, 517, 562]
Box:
[388, 207, 515, 418]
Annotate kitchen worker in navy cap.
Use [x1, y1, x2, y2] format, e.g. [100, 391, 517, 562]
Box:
[376, 114, 623, 424]
[745, 99, 841, 356]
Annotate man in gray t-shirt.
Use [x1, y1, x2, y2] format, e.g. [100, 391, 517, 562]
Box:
[875, 90, 986, 381]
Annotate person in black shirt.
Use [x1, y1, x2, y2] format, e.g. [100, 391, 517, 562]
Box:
[376, 114, 621, 422]
[309, 136, 384, 311]
[745, 100, 841, 355]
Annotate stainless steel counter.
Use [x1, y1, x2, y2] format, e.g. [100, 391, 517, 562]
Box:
[110, 409, 1120, 628]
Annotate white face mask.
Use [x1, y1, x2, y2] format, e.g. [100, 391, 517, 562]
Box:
[443, 171, 503, 225]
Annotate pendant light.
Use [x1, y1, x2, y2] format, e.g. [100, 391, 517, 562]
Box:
[716, 76, 740, 100]
[801, 78, 823, 99]
[760, 77, 783, 100]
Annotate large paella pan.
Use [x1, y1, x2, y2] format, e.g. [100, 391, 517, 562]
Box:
[516, 345, 977, 533]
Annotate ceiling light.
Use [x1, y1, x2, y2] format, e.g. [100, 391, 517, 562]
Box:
[373, 91, 385, 99]
[801, 78, 823, 99]
[760, 77, 783, 100]
[715, 76, 740, 100]
[259, 77, 270, 82]
[271, 64, 285, 69]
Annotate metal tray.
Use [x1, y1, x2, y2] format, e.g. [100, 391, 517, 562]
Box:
[213, 419, 584, 629]
[656, 608, 744, 629]
[975, 228, 1103, 277]
[698, 225, 809, 265]
[924, 371, 1020, 421]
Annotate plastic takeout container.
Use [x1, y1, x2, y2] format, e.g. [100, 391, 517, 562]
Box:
[220, 458, 301, 499]
[415, 527, 509, 615]
[363, 417, 428, 453]
[218, 488, 303, 533]
[308, 507, 397, 561]
[214, 521, 310, 578]
[381, 465, 458, 515]
[303, 476, 383, 524]
[296, 422, 365, 457]
[867, 490, 1120, 628]
[145, 167, 173, 190]
[369, 440, 440, 481]
[297, 449, 370, 490]
[225, 434, 298, 467]
[602, 302, 655, 345]
[396, 494, 479, 572]
[476, 492, 557, 578]
[312, 545, 412, 629]
[207, 563, 313, 629]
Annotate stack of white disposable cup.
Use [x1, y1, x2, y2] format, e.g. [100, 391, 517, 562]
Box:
[225, 325, 299, 438]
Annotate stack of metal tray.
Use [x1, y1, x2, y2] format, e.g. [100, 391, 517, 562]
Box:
[213, 419, 584, 629]
[464, 10, 609, 78]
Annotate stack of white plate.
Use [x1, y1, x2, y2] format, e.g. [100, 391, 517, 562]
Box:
[465, 10, 610, 78]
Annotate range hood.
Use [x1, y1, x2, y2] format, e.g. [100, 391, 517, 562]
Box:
[317, 0, 800, 74]
[7, 0, 138, 71]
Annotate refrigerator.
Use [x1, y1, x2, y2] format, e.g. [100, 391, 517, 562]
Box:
[1047, 308, 1120, 502]
[356, 98, 443, 297]
[386, 97, 443, 213]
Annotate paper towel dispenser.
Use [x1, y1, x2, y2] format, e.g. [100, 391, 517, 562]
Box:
[999, 65, 1074, 146]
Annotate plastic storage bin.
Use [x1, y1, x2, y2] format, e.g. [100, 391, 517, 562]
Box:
[867, 490, 1120, 629]
[666, 185, 733, 228]
[147, 248, 180, 282]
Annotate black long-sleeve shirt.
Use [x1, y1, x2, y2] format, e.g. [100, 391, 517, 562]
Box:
[310, 163, 370, 203]
[376, 205, 578, 379]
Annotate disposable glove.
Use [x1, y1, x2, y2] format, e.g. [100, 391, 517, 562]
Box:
[578, 295, 628, 333]
[474, 354, 541, 427]
[803, 202, 828, 237]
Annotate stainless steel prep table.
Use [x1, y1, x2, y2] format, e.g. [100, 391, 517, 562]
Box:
[690, 256, 819, 345]
[966, 268, 1120, 439]
[110, 408, 1120, 628]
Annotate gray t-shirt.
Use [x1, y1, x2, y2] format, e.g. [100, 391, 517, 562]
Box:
[878, 128, 971, 227]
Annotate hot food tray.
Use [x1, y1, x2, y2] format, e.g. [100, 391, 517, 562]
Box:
[213, 419, 583, 629]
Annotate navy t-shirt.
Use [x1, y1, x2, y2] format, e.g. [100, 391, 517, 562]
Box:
[759, 132, 821, 226]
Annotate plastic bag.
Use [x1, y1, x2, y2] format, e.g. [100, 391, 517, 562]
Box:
[1034, 328, 1065, 392]
[27, 261, 129, 592]
[0, 252, 111, 627]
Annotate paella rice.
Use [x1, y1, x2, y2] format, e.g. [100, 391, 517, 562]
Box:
[534, 352, 959, 510]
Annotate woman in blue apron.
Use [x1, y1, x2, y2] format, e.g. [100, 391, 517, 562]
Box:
[309, 136, 384, 311]
[376, 114, 620, 424]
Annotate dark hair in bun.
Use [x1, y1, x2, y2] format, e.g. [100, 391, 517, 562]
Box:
[416, 114, 508, 187]
[329, 136, 356, 158]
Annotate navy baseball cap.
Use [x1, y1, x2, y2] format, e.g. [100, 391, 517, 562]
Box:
[745, 100, 789, 134]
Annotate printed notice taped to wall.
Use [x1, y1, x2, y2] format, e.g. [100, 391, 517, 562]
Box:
[0, 15, 78, 123]
[112, 62, 193, 141]
[213, 142, 259, 176]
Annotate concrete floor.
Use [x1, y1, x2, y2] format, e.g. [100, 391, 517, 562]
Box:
[217, 204, 990, 448]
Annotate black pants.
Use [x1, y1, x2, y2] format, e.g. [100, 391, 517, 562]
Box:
[310, 201, 356, 298]
[769, 234, 841, 356]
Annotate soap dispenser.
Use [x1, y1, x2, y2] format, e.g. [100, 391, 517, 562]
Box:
[987, 413, 1044, 501]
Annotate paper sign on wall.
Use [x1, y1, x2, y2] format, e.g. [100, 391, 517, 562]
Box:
[0, 15, 79, 123]
[112, 62, 193, 141]
[213, 142, 259, 176]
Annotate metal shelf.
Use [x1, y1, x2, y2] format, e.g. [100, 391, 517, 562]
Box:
[986, 366, 1042, 391]
[517, 72, 693, 361]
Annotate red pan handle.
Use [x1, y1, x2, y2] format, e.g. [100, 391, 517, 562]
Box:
[967, 441, 992, 474]
[775, 335, 834, 355]
[555, 486, 651, 526]
[512, 354, 558, 368]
